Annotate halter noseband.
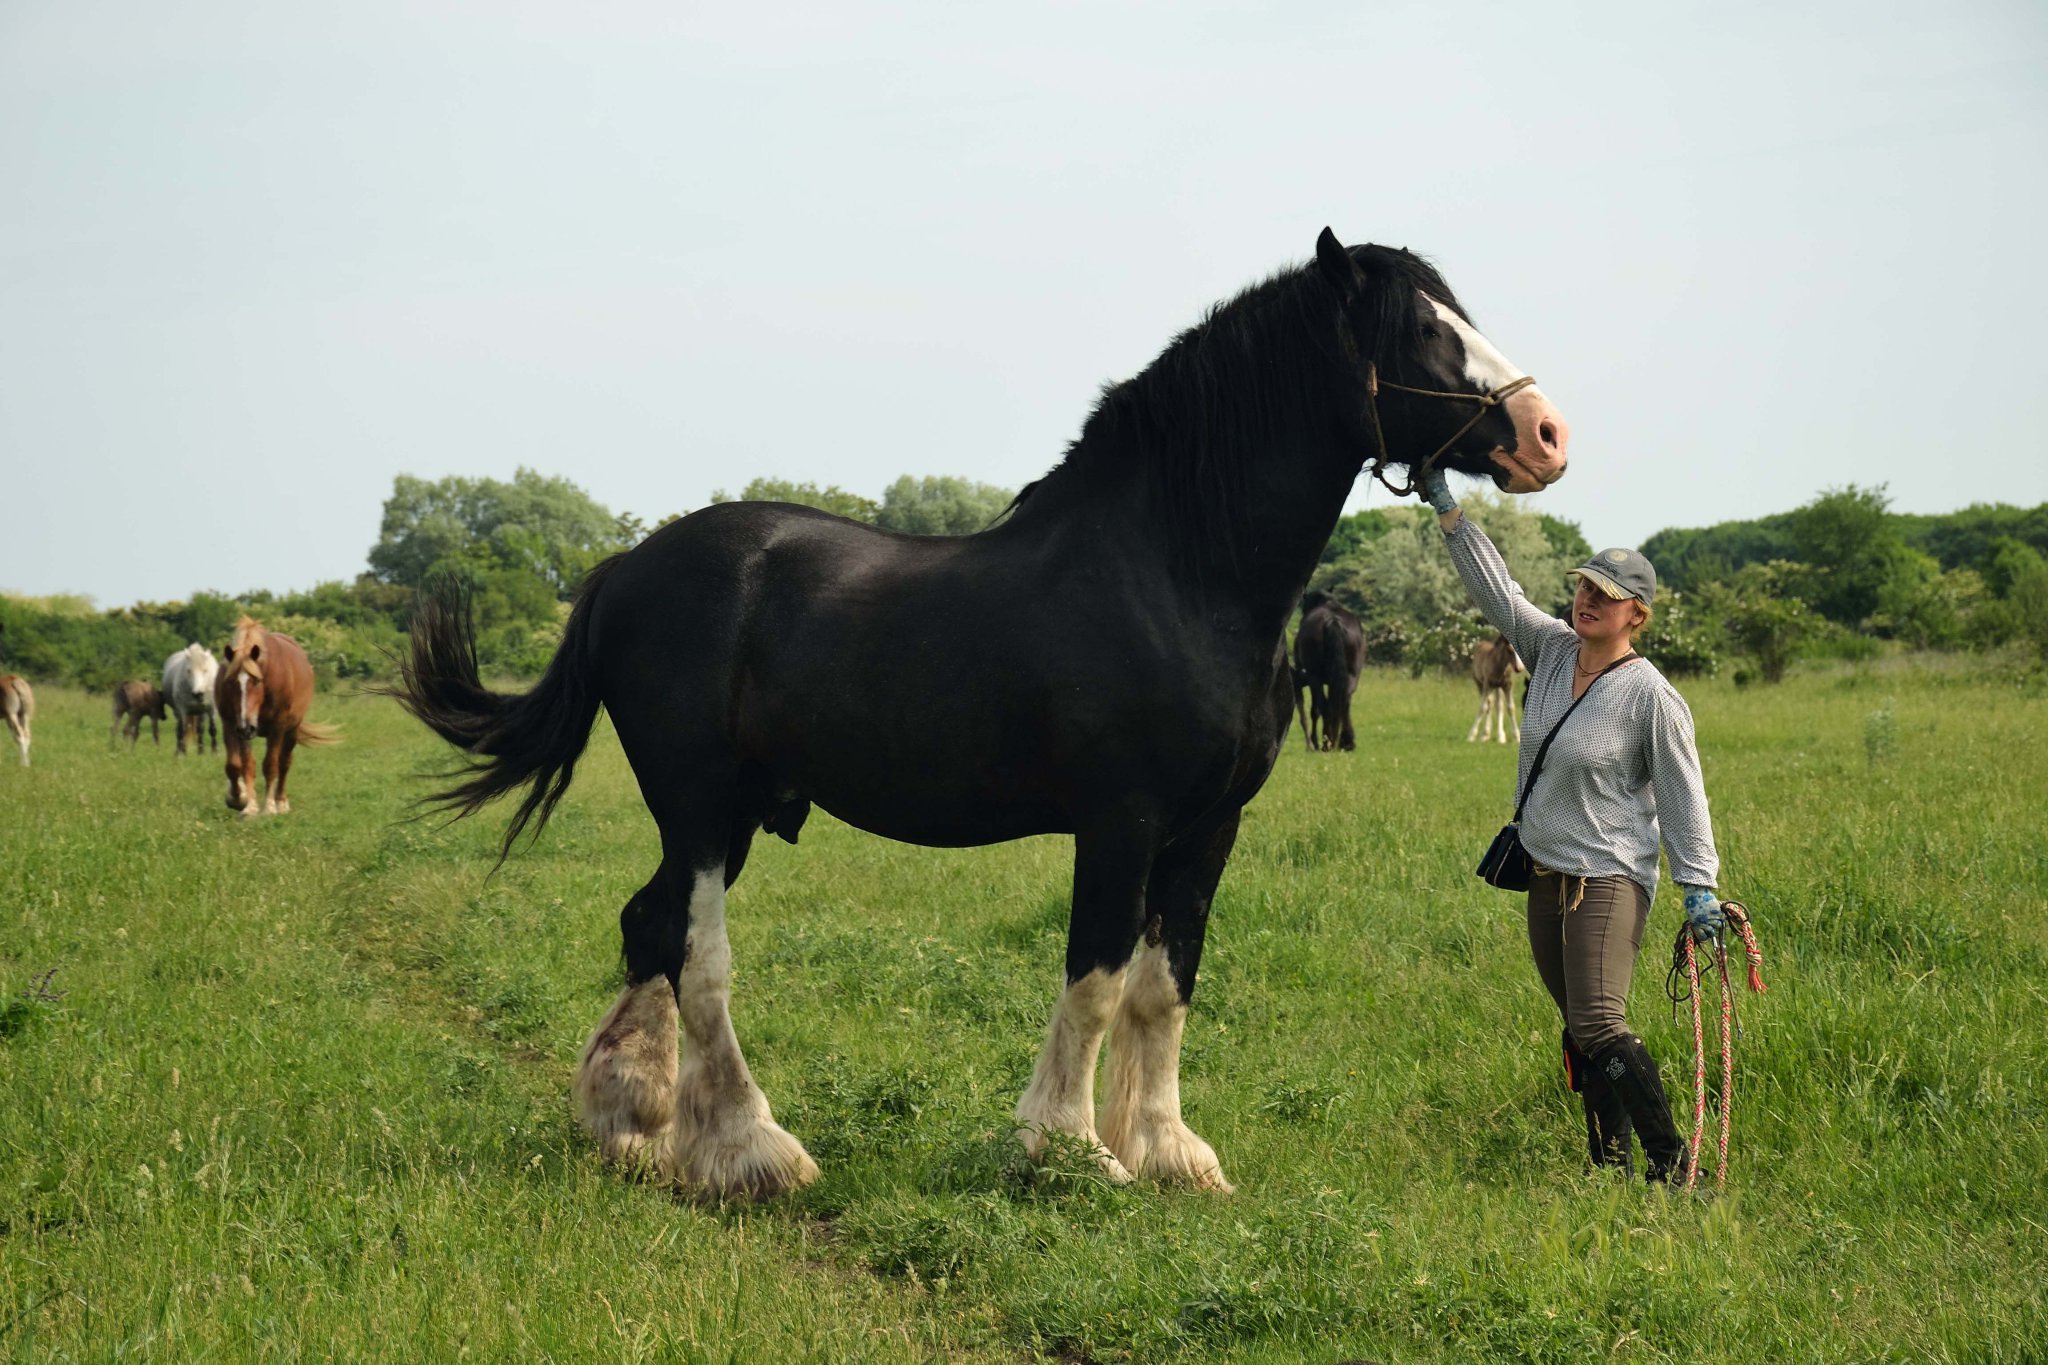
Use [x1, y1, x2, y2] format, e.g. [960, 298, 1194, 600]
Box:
[1359, 362, 1539, 498]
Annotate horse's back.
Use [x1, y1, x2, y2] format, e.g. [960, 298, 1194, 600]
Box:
[590, 501, 1268, 843]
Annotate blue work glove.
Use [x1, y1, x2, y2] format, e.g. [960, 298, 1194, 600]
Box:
[1681, 885, 1725, 944]
[1415, 465, 1458, 515]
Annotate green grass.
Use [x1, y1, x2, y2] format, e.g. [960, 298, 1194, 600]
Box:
[2, 665, 2043, 1361]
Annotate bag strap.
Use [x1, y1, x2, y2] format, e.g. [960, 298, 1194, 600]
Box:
[1510, 652, 1638, 822]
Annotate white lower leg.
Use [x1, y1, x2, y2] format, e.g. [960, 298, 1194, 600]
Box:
[659, 871, 817, 1200]
[1015, 966, 1131, 1180]
[1098, 942, 1232, 1191]
[575, 978, 680, 1165]
[1466, 695, 1487, 742]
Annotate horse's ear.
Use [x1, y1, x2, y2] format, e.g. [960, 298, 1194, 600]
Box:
[1315, 227, 1364, 299]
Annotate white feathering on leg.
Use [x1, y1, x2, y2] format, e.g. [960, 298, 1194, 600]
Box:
[1015, 965, 1133, 1181]
[575, 978, 680, 1167]
[657, 870, 818, 1200]
[1099, 942, 1233, 1191]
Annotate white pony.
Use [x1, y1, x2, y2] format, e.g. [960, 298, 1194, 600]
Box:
[162, 643, 221, 756]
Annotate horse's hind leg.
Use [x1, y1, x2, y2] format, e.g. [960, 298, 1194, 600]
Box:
[579, 834, 818, 1200]
[1099, 813, 1237, 1192]
[1015, 829, 1152, 1181]
[577, 868, 685, 1169]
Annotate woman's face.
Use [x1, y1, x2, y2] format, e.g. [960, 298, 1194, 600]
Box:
[1571, 578, 1645, 647]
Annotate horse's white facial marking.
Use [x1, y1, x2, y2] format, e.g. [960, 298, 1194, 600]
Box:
[1015, 965, 1133, 1181]
[1423, 294, 1526, 394]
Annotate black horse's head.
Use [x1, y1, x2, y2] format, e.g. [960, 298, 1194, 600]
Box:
[1314, 228, 1568, 494]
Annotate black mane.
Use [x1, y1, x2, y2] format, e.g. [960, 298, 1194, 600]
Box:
[1014, 245, 1471, 559]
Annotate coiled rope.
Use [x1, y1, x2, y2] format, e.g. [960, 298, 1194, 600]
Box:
[1666, 901, 1767, 1188]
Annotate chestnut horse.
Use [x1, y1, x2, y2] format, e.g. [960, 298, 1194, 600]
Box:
[111, 680, 168, 747]
[215, 617, 335, 816]
[1, 675, 31, 767]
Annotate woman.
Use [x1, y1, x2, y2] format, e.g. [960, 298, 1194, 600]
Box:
[1418, 468, 1725, 1183]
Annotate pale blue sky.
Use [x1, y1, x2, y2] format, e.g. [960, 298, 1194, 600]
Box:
[3, 1, 2043, 604]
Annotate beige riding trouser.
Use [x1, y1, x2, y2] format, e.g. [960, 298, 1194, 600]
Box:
[1526, 869, 1651, 1056]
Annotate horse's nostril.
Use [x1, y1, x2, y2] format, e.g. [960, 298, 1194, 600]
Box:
[1540, 421, 1558, 449]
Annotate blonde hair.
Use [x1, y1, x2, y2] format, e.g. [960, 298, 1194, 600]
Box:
[1629, 602, 1653, 642]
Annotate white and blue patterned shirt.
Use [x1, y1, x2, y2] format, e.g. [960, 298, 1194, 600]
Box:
[1445, 517, 1719, 898]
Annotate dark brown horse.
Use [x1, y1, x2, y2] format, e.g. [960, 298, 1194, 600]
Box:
[111, 680, 168, 748]
[1293, 591, 1365, 752]
[393, 229, 1568, 1201]
[1, 675, 31, 768]
[215, 617, 335, 817]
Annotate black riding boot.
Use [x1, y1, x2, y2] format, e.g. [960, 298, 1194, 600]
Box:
[1592, 1034, 1692, 1184]
[1562, 1032, 1634, 1174]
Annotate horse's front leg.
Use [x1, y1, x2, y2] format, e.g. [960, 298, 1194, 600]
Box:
[1099, 813, 1236, 1192]
[258, 734, 286, 815]
[267, 732, 298, 813]
[1015, 829, 1153, 1181]
[224, 737, 258, 818]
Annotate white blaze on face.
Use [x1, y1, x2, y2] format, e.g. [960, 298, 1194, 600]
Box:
[1423, 294, 1527, 394]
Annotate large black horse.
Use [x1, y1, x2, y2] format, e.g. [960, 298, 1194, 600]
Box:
[393, 229, 1568, 1200]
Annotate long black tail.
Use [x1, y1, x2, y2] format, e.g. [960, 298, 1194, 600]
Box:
[387, 555, 623, 861]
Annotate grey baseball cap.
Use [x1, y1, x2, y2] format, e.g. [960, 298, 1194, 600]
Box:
[1568, 547, 1656, 605]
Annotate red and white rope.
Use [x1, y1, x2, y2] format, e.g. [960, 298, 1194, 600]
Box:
[1682, 901, 1767, 1190]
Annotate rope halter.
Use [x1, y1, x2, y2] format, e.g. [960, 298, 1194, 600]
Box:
[1358, 362, 1539, 499]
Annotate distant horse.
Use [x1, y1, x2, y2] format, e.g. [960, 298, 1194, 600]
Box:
[111, 681, 168, 748]
[392, 229, 1568, 1200]
[1466, 634, 1525, 744]
[163, 643, 221, 756]
[1, 675, 31, 767]
[215, 617, 335, 816]
[1293, 591, 1365, 752]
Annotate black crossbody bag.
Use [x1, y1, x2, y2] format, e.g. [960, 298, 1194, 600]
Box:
[1476, 652, 1637, 891]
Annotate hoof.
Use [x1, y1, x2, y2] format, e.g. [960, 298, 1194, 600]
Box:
[1017, 1123, 1136, 1184]
[662, 1108, 820, 1202]
[1101, 1115, 1234, 1193]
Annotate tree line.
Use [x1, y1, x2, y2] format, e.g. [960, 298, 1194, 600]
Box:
[4, 471, 2042, 692]
[0, 471, 1016, 690]
[1308, 484, 2048, 683]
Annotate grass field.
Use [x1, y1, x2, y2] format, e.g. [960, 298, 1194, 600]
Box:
[2, 665, 2044, 1362]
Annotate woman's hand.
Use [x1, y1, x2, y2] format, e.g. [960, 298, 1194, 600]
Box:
[1415, 465, 1457, 515]
[1682, 885, 1725, 943]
